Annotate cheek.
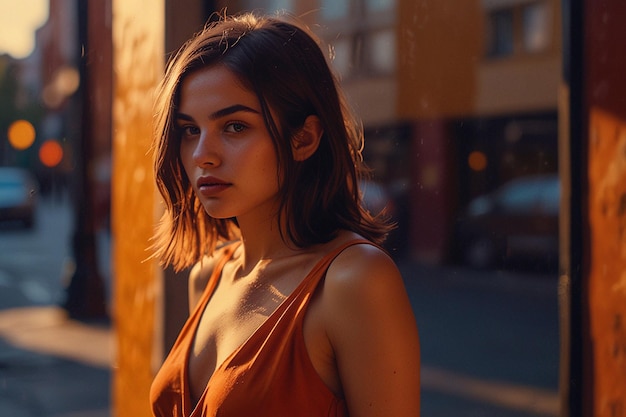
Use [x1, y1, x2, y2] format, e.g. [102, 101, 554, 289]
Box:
[179, 142, 194, 172]
[257, 147, 281, 186]
[249, 157, 278, 189]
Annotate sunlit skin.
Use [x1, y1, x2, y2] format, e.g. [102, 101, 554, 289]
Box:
[178, 64, 281, 232]
[178, 64, 421, 417]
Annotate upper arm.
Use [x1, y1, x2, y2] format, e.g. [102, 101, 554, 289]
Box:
[324, 245, 421, 417]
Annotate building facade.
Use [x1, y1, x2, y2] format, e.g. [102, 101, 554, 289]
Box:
[212, 0, 562, 262]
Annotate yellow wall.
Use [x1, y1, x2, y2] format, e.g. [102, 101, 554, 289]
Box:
[111, 1, 164, 416]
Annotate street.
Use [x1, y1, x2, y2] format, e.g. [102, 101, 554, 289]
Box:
[0, 196, 560, 416]
[0, 195, 111, 417]
[0, 196, 73, 309]
[400, 261, 560, 416]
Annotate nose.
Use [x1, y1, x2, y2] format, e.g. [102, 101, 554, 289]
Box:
[191, 131, 221, 167]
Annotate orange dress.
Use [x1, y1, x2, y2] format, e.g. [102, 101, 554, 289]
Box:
[150, 240, 370, 417]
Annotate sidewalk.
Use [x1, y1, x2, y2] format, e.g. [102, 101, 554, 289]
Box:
[0, 306, 112, 417]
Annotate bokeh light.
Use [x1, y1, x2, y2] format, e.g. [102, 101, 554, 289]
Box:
[468, 150, 488, 172]
[42, 66, 80, 108]
[0, 1, 50, 59]
[39, 139, 64, 167]
[7, 119, 36, 150]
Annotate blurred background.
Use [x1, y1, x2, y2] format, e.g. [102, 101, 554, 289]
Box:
[0, 0, 623, 416]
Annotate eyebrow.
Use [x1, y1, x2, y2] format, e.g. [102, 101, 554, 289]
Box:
[175, 104, 261, 121]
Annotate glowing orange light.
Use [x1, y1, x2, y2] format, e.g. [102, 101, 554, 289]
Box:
[468, 151, 487, 172]
[39, 139, 64, 167]
[7, 119, 36, 150]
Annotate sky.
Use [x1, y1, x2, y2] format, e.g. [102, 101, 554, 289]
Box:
[0, 0, 50, 59]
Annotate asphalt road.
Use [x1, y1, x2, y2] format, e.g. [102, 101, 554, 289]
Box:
[0, 198, 72, 309]
[0, 195, 111, 417]
[399, 260, 560, 416]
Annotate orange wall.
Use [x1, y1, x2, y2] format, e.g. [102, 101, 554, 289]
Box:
[111, 1, 164, 416]
[396, 0, 483, 119]
[587, 109, 626, 417]
[584, 0, 626, 414]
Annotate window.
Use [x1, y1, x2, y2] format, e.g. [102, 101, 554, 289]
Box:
[319, 0, 396, 78]
[366, 29, 396, 74]
[486, 8, 514, 57]
[365, 0, 394, 13]
[320, 0, 349, 20]
[522, 2, 552, 52]
[330, 37, 353, 78]
[485, 1, 552, 59]
[240, 0, 294, 13]
[268, 0, 294, 12]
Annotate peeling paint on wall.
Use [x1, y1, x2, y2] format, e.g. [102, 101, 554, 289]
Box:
[588, 108, 626, 416]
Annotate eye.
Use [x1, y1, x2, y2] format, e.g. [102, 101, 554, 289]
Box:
[177, 124, 200, 138]
[224, 122, 247, 133]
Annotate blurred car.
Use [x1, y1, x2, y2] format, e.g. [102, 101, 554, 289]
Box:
[453, 174, 559, 269]
[0, 167, 39, 228]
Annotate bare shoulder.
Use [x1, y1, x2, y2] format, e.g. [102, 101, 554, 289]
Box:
[321, 241, 413, 345]
[319, 242, 421, 416]
[324, 242, 404, 300]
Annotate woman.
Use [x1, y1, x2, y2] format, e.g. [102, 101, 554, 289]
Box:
[150, 11, 420, 417]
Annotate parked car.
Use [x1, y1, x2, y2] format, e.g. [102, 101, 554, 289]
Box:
[0, 167, 39, 228]
[453, 174, 559, 269]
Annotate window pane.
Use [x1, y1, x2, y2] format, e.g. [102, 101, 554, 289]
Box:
[320, 0, 349, 20]
[523, 2, 551, 52]
[365, 0, 395, 13]
[486, 9, 514, 57]
[330, 37, 352, 77]
[367, 29, 395, 74]
[268, 0, 294, 12]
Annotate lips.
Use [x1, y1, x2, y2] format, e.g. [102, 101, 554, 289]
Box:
[196, 176, 231, 197]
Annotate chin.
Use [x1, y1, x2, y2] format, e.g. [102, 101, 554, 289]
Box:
[200, 204, 234, 220]
[203, 210, 236, 220]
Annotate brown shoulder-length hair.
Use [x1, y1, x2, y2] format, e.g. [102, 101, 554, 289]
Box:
[151, 12, 394, 271]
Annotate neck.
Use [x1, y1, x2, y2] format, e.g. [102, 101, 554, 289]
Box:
[235, 210, 298, 274]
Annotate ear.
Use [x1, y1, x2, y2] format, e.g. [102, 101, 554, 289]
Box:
[292, 115, 323, 161]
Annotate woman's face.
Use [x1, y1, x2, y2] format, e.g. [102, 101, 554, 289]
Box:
[176, 64, 281, 222]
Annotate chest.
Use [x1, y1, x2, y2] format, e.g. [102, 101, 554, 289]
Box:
[192, 278, 286, 370]
[187, 260, 306, 401]
[185, 252, 340, 405]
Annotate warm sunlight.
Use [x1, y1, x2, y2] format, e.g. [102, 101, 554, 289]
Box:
[0, 0, 49, 59]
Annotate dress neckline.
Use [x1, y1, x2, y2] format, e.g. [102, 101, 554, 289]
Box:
[184, 238, 371, 416]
